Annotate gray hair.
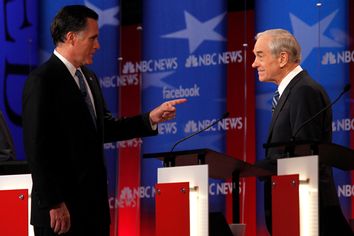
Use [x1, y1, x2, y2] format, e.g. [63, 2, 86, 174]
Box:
[255, 29, 301, 63]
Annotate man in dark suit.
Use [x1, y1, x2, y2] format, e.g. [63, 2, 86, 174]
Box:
[0, 110, 16, 161]
[22, 5, 186, 236]
[252, 29, 353, 236]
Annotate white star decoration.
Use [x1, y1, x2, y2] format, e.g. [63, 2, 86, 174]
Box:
[142, 71, 176, 90]
[85, 0, 119, 28]
[290, 9, 342, 62]
[162, 11, 226, 53]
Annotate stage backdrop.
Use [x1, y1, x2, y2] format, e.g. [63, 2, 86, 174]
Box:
[138, 1, 255, 235]
[1, 1, 353, 236]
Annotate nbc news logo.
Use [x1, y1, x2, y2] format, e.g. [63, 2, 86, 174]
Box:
[322, 50, 354, 65]
[184, 117, 243, 133]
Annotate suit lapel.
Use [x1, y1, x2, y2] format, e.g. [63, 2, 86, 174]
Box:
[51, 55, 99, 131]
[266, 71, 305, 143]
[50, 55, 83, 98]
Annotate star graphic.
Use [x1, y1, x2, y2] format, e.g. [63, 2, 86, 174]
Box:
[329, 28, 349, 45]
[162, 11, 226, 53]
[85, 1, 119, 28]
[290, 9, 342, 62]
[142, 71, 176, 90]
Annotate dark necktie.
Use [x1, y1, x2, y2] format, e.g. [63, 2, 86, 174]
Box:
[272, 89, 280, 112]
[75, 70, 96, 126]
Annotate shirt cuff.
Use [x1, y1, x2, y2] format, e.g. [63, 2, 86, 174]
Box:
[149, 118, 157, 130]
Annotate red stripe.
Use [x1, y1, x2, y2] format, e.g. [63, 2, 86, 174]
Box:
[225, 9, 256, 236]
[115, 24, 142, 236]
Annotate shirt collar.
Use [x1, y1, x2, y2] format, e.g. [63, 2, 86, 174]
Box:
[53, 50, 80, 78]
[278, 65, 303, 97]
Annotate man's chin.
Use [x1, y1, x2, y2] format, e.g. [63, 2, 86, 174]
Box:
[83, 60, 93, 65]
[258, 76, 265, 82]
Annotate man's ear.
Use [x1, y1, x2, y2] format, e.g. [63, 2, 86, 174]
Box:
[279, 51, 289, 68]
[65, 31, 75, 45]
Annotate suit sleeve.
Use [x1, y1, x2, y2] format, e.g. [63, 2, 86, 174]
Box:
[84, 69, 158, 143]
[289, 84, 329, 142]
[22, 75, 65, 208]
[103, 104, 158, 143]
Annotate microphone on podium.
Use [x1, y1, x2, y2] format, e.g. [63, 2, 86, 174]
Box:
[170, 112, 230, 152]
[291, 84, 351, 142]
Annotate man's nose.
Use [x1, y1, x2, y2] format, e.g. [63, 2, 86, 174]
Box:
[251, 60, 257, 68]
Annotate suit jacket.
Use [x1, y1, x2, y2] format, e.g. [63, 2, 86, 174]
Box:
[262, 70, 354, 236]
[0, 110, 16, 161]
[266, 70, 338, 207]
[22, 55, 157, 234]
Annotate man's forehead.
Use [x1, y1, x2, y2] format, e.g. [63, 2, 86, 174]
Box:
[253, 42, 265, 54]
[253, 38, 269, 53]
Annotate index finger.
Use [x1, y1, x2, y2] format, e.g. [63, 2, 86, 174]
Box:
[168, 98, 187, 106]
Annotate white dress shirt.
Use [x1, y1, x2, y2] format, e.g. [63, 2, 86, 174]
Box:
[54, 50, 96, 115]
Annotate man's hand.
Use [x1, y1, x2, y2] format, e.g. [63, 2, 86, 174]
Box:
[49, 202, 71, 235]
[149, 98, 187, 125]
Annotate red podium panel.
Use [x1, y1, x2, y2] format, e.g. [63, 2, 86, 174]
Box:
[0, 189, 28, 236]
[272, 174, 300, 236]
[155, 182, 190, 236]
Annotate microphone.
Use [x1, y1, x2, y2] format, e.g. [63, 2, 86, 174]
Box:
[291, 84, 351, 142]
[170, 112, 230, 152]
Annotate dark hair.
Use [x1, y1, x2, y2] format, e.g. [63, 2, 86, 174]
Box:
[50, 5, 99, 46]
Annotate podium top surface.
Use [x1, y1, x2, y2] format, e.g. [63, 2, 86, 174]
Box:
[143, 148, 273, 179]
[317, 143, 354, 170]
[0, 160, 30, 175]
[264, 142, 354, 171]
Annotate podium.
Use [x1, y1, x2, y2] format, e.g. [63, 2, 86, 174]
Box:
[144, 148, 274, 236]
[0, 161, 33, 236]
[267, 142, 354, 236]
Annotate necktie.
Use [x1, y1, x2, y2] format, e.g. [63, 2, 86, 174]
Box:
[272, 89, 280, 112]
[75, 70, 96, 126]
